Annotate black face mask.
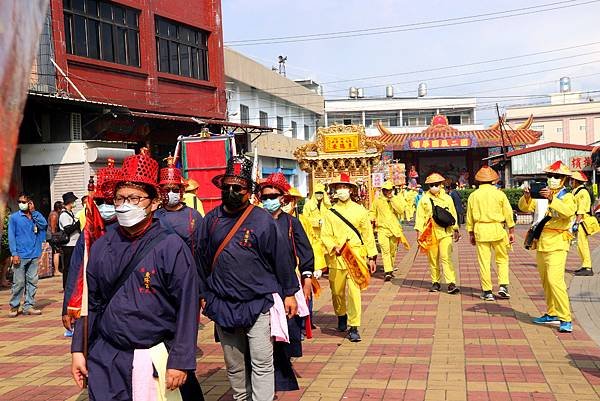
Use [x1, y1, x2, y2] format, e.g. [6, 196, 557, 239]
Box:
[221, 189, 246, 209]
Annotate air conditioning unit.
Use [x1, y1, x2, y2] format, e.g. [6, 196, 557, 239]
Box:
[70, 112, 82, 141]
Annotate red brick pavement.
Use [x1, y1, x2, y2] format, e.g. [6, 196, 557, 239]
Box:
[0, 226, 599, 400]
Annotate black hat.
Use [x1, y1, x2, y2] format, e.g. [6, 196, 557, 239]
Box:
[212, 156, 255, 190]
[62, 191, 78, 205]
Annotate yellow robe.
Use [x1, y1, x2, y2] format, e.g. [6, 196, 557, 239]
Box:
[466, 184, 515, 291]
[302, 194, 331, 271]
[518, 190, 576, 321]
[415, 190, 458, 284]
[321, 200, 377, 327]
[404, 190, 417, 221]
[183, 193, 205, 217]
[369, 195, 407, 273]
[573, 185, 592, 268]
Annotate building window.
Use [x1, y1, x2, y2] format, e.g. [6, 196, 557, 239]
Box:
[291, 121, 297, 138]
[70, 112, 82, 140]
[304, 124, 310, 140]
[259, 111, 268, 127]
[63, 0, 140, 67]
[155, 16, 209, 80]
[277, 116, 284, 133]
[240, 104, 249, 124]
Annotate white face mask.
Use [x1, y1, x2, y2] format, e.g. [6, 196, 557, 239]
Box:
[429, 186, 441, 195]
[98, 204, 116, 221]
[315, 193, 324, 200]
[336, 188, 351, 202]
[115, 203, 149, 227]
[281, 203, 294, 214]
[167, 191, 181, 207]
[18, 202, 29, 211]
[547, 177, 562, 190]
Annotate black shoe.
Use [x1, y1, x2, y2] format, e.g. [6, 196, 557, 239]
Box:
[348, 327, 361, 342]
[429, 282, 441, 292]
[337, 315, 348, 332]
[447, 283, 460, 294]
[498, 285, 510, 299]
[384, 273, 393, 282]
[574, 268, 594, 276]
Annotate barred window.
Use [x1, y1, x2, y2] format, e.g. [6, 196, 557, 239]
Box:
[155, 16, 209, 81]
[63, 0, 140, 67]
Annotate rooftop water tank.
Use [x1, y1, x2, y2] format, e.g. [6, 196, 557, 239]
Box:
[418, 82, 427, 97]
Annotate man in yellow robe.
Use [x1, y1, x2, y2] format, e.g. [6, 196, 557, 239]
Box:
[518, 160, 576, 333]
[321, 173, 377, 342]
[182, 178, 205, 216]
[415, 173, 461, 294]
[404, 187, 417, 222]
[369, 181, 407, 281]
[302, 183, 331, 276]
[571, 171, 594, 276]
[466, 166, 515, 301]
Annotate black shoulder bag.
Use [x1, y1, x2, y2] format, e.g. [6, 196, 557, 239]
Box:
[430, 198, 456, 228]
[330, 208, 363, 245]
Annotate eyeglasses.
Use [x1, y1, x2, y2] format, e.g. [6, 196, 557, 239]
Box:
[547, 174, 562, 179]
[261, 193, 282, 200]
[114, 195, 150, 206]
[223, 184, 247, 193]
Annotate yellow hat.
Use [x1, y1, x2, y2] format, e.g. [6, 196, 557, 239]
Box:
[314, 183, 326, 193]
[474, 166, 499, 183]
[287, 187, 303, 198]
[571, 171, 588, 182]
[425, 173, 445, 184]
[329, 172, 358, 188]
[185, 178, 199, 192]
[382, 180, 394, 190]
[543, 160, 572, 176]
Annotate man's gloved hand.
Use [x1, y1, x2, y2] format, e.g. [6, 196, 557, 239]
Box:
[314, 269, 323, 279]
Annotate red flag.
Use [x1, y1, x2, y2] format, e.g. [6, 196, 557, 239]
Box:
[67, 194, 106, 319]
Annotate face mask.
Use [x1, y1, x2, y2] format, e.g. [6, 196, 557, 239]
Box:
[98, 204, 116, 221]
[429, 186, 440, 194]
[167, 191, 181, 207]
[281, 203, 294, 214]
[315, 193, 324, 200]
[18, 202, 29, 211]
[115, 203, 149, 227]
[262, 198, 281, 214]
[222, 189, 246, 210]
[547, 177, 562, 190]
[336, 188, 350, 202]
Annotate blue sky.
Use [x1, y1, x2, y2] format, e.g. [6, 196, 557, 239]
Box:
[222, 0, 600, 124]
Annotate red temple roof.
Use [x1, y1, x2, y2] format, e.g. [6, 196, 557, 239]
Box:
[376, 115, 541, 151]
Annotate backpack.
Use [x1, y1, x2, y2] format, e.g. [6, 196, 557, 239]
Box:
[430, 198, 456, 228]
[49, 210, 78, 247]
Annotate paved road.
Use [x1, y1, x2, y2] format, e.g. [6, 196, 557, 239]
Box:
[0, 227, 599, 401]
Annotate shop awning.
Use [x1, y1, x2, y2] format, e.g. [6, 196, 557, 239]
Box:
[129, 111, 272, 134]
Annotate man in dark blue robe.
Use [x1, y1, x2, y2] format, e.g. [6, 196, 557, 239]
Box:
[198, 156, 299, 401]
[71, 150, 203, 401]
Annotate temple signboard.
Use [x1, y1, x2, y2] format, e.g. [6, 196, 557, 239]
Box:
[408, 137, 473, 150]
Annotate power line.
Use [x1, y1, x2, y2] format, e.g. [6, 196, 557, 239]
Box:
[226, 0, 600, 46]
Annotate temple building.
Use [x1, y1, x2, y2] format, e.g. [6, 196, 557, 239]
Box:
[375, 114, 542, 186]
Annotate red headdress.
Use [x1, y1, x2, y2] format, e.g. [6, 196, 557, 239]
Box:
[159, 155, 183, 187]
[118, 148, 159, 189]
[96, 158, 123, 200]
[258, 172, 291, 194]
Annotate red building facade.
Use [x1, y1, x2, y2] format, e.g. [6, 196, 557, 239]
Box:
[50, 0, 226, 119]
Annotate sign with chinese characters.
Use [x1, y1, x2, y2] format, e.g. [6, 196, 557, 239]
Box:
[408, 137, 473, 150]
[372, 172, 385, 188]
[570, 156, 593, 170]
[323, 133, 359, 153]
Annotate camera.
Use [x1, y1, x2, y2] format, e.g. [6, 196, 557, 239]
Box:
[529, 181, 547, 199]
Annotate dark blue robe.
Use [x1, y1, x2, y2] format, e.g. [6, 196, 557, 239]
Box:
[72, 220, 202, 401]
[198, 205, 299, 329]
[155, 205, 203, 257]
[273, 212, 315, 391]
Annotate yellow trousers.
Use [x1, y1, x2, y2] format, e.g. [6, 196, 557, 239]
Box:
[379, 233, 399, 273]
[576, 228, 592, 268]
[427, 236, 457, 284]
[329, 268, 361, 327]
[475, 239, 510, 291]
[536, 250, 572, 322]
